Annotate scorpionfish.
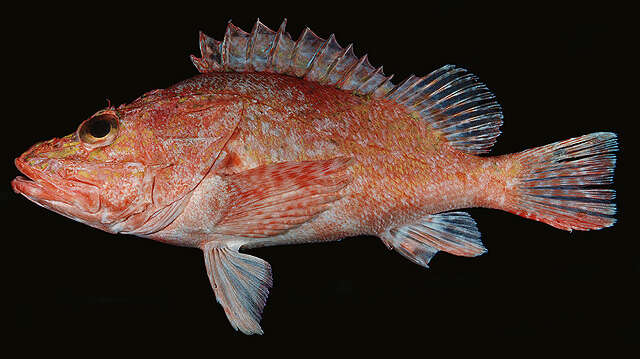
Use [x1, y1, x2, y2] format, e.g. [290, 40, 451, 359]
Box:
[12, 20, 618, 334]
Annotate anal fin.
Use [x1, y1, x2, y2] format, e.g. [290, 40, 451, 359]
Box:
[383, 212, 486, 268]
[202, 242, 273, 335]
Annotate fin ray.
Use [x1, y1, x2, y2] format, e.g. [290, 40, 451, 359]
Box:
[192, 21, 503, 154]
[383, 212, 486, 268]
[247, 19, 277, 72]
[214, 157, 352, 238]
[203, 242, 272, 334]
[505, 132, 618, 231]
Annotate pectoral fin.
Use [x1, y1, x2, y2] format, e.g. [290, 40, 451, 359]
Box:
[215, 157, 353, 237]
[202, 242, 273, 335]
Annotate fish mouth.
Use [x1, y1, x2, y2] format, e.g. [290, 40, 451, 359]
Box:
[12, 158, 67, 205]
[12, 156, 100, 213]
[11, 175, 59, 204]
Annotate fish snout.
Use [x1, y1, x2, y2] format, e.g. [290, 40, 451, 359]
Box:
[20, 137, 66, 160]
[13, 154, 101, 214]
[12, 156, 60, 203]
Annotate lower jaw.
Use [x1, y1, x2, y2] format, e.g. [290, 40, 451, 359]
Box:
[12, 176, 57, 202]
[12, 177, 93, 224]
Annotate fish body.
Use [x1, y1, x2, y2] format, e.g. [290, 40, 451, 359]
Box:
[140, 71, 497, 249]
[11, 20, 618, 334]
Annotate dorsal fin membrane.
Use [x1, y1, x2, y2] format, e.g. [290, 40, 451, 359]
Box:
[190, 19, 394, 97]
[247, 20, 276, 72]
[395, 65, 504, 154]
[191, 20, 503, 154]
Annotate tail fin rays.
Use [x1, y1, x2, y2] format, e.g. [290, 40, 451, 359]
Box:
[504, 132, 618, 231]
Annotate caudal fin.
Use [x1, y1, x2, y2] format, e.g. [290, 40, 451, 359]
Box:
[504, 132, 618, 231]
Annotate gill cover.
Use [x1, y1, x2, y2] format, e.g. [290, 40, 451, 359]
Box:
[115, 89, 243, 224]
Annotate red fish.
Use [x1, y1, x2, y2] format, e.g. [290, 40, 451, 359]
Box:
[11, 19, 618, 334]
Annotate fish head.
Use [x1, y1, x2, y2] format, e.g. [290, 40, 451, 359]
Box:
[12, 94, 240, 234]
[12, 108, 162, 232]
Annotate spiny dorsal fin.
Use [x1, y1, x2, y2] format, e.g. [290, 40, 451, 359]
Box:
[190, 19, 393, 97]
[190, 20, 503, 154]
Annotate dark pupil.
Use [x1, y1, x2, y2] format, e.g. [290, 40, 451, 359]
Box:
[88, 117, 111, 138]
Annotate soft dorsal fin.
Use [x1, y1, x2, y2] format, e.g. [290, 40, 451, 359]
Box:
[191, 20, 503, 154]
[385, 66, 503, 154]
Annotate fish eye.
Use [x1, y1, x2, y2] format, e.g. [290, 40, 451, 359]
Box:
[77, 112, 119, 147]
[88, 116, 111, 138]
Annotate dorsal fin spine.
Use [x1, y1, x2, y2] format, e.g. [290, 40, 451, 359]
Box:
[222, 22, 232, 71]
[266, 19, 287, 71]
[287, 27, 309, 75]
[228, 22, 251, 71]
[192, 20, 504, 154]
[300, 29, 327, 77]
[329, 45, 359, 85]
[288, 27, 325, 77]
[355, 65, 384, 93]
[303, 33, 332, 79]
[336, 53, 367, 89]
[342, 54, 374, 91]
[303, 33, 331, 79]
[271, 20, 296, 74]
[250, 19, 278, 72]
[322, 43, 352, 84]
[312, 34, 344, 84]
[246, 19, 260, 71]
[373, 74, 395, 97]
[384, 74, 416, 100]
[191, 31, 222, 72]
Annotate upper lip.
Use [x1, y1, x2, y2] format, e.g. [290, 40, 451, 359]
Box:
[12, 156, 70, 205]
[12, 155, 100, 212]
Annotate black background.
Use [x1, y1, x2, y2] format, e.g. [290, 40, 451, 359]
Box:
[4, 1, 636, 354]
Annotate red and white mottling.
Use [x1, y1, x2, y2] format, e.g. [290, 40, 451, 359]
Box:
[11, 23, 617, 334]
[12, 72, 513, 243]
[123, 72, 513, 248]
